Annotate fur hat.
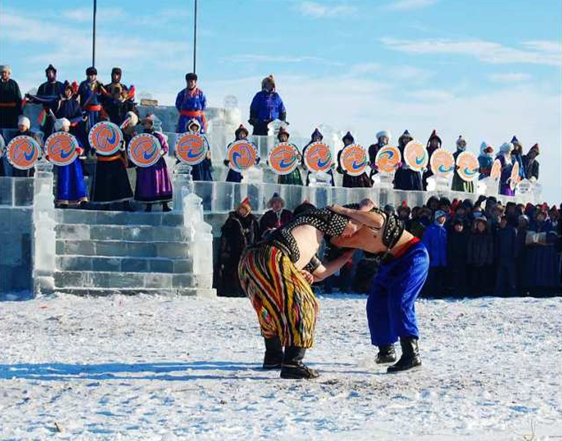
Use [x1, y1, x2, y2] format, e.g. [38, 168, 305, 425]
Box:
[499, 142, 514, 154]
[235, 124, 249, 138]
[277, 126, 290, 141]
[111, 67, 122, 76]
[376, 130, 391, 142]
[342, 131, 354, 143]
[18, 116, 30, 129]
[399, 130, 413, 142]
[0, 65, 12, 74]
[261, 74, 275, 90]
[529, 143, 540, 156]
[54, 118, 70, 131]
[187, 118, 202, 131]
[185, 72, 198, 81]
[45, 64, 56, 74]
[86, 66, 97, 76]
[238, 197, 252, 213]
[311, 128, 323, 140]
[267, 192, 285, 208]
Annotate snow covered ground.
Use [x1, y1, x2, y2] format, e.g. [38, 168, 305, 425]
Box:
[1, 294, 561, 441]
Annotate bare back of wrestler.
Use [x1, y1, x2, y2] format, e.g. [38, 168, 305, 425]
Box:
[238, 207, 361, 380]
[329, 199, 429, 373]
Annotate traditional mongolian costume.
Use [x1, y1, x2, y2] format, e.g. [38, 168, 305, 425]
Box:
[175, 73, 207, 133]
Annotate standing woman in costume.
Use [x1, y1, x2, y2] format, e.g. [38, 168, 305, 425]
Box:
[368, 130, 391, 179]
[276, 126, 303, 186]
[8, 116, 38, 178]
[497, 142, 515, 196]
[452, 136, 474, 193]
[175, 73, 207, 133]
[52, 118, 88, 208]
[478, 142, 495, 179]
[510, 136, 526, 180]
[302, 128, 335, 186]
[224, 124, 249, 183]
[89, 121, 134, 211]
[135, 114, 173, 212]
[186, 118, 213, 182]
[423, 130, 441, 190]
[336, 131, 372, 188]
[394, 130, 423, 191]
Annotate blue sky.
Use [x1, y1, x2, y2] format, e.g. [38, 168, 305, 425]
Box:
[1, 0, 561, 202]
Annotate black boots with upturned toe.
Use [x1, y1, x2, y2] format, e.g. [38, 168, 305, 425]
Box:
[387, 337, 421, 373]
[263, 337, 284, 370]
[376, 344, 397, 364]
[280, 346, 319, 379]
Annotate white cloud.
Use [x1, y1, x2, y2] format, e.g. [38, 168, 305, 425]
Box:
[386, 0, 440, 11]
[62, 7, 125, 22]
[522, 40, 562, 54]
[488, 73, 532, 83]
[381, 38, 562, 66]
[223, 54, 344, 66]
[296, 1, 357, 18]
[349, 62, 381, 75]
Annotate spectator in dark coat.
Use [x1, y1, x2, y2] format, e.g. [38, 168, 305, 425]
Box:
[409, 206, 432, 239]
[524, 210, 560, 296]
[259, 193, 293, 238]
[217, 198, 259, 297]
[422, 210, 448, 297]
[447, 219, 469, 296]
[515, 215, 530, 295]
[467, 217, 495, 296]
[522, 144, 539, 183]
[494, 216, 518, 296]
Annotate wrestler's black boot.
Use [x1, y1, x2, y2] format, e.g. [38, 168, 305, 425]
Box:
[387, 337, 421, 373]
[263, 337, 284, 370]
[376, 344, 397, 364]
[280, 346, 319, 379]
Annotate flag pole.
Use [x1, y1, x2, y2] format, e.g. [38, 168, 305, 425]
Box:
[193, 0, 198, 73]
[92, 0, 97, 67]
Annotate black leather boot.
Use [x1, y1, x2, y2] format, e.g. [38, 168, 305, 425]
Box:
[263, 337, 284, 370]
[387, 337, 421, 373]
[376, 344, 397, 364]
[280, 346, 319, 379]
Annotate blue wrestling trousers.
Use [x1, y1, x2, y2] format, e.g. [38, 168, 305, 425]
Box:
[367, 241, 429, 346]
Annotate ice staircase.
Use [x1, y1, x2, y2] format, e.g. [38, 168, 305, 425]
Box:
[53, 210, 214, 296]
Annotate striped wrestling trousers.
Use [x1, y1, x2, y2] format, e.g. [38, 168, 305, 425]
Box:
[238, 244, 319, 348]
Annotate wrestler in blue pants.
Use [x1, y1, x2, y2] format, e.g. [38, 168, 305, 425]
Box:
[367, 241, 429, 346]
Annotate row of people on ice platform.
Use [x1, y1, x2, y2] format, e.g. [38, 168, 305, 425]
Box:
[2, 65, 541, 196]
[215, 193, 561, 299]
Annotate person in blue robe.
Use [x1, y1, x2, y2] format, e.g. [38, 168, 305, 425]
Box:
[53, 118, 88, 208]
[175, 73, 207, 133]
[249, 75, 286, 136]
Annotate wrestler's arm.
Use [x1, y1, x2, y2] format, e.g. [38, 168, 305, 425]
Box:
[330, 204, 384, 230]
[311, 250, 355, 282]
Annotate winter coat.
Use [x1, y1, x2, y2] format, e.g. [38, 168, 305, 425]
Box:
[447, 229, 469, 268]
[498, 154, 514, 196]
[478, 154, 494, 180]
[524, 220, 560, 288]
[522, 155, 539, 181]
[217, 211, 259, 296]
[452, 150, 475, 193]
[495, 226, 517, 265]
[422, 223, 447, 267]
[467, 230, 494, 266]
[249, 91, 286, 135]
[259, 209, 293, 238]
[408, 217, 431, 240]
